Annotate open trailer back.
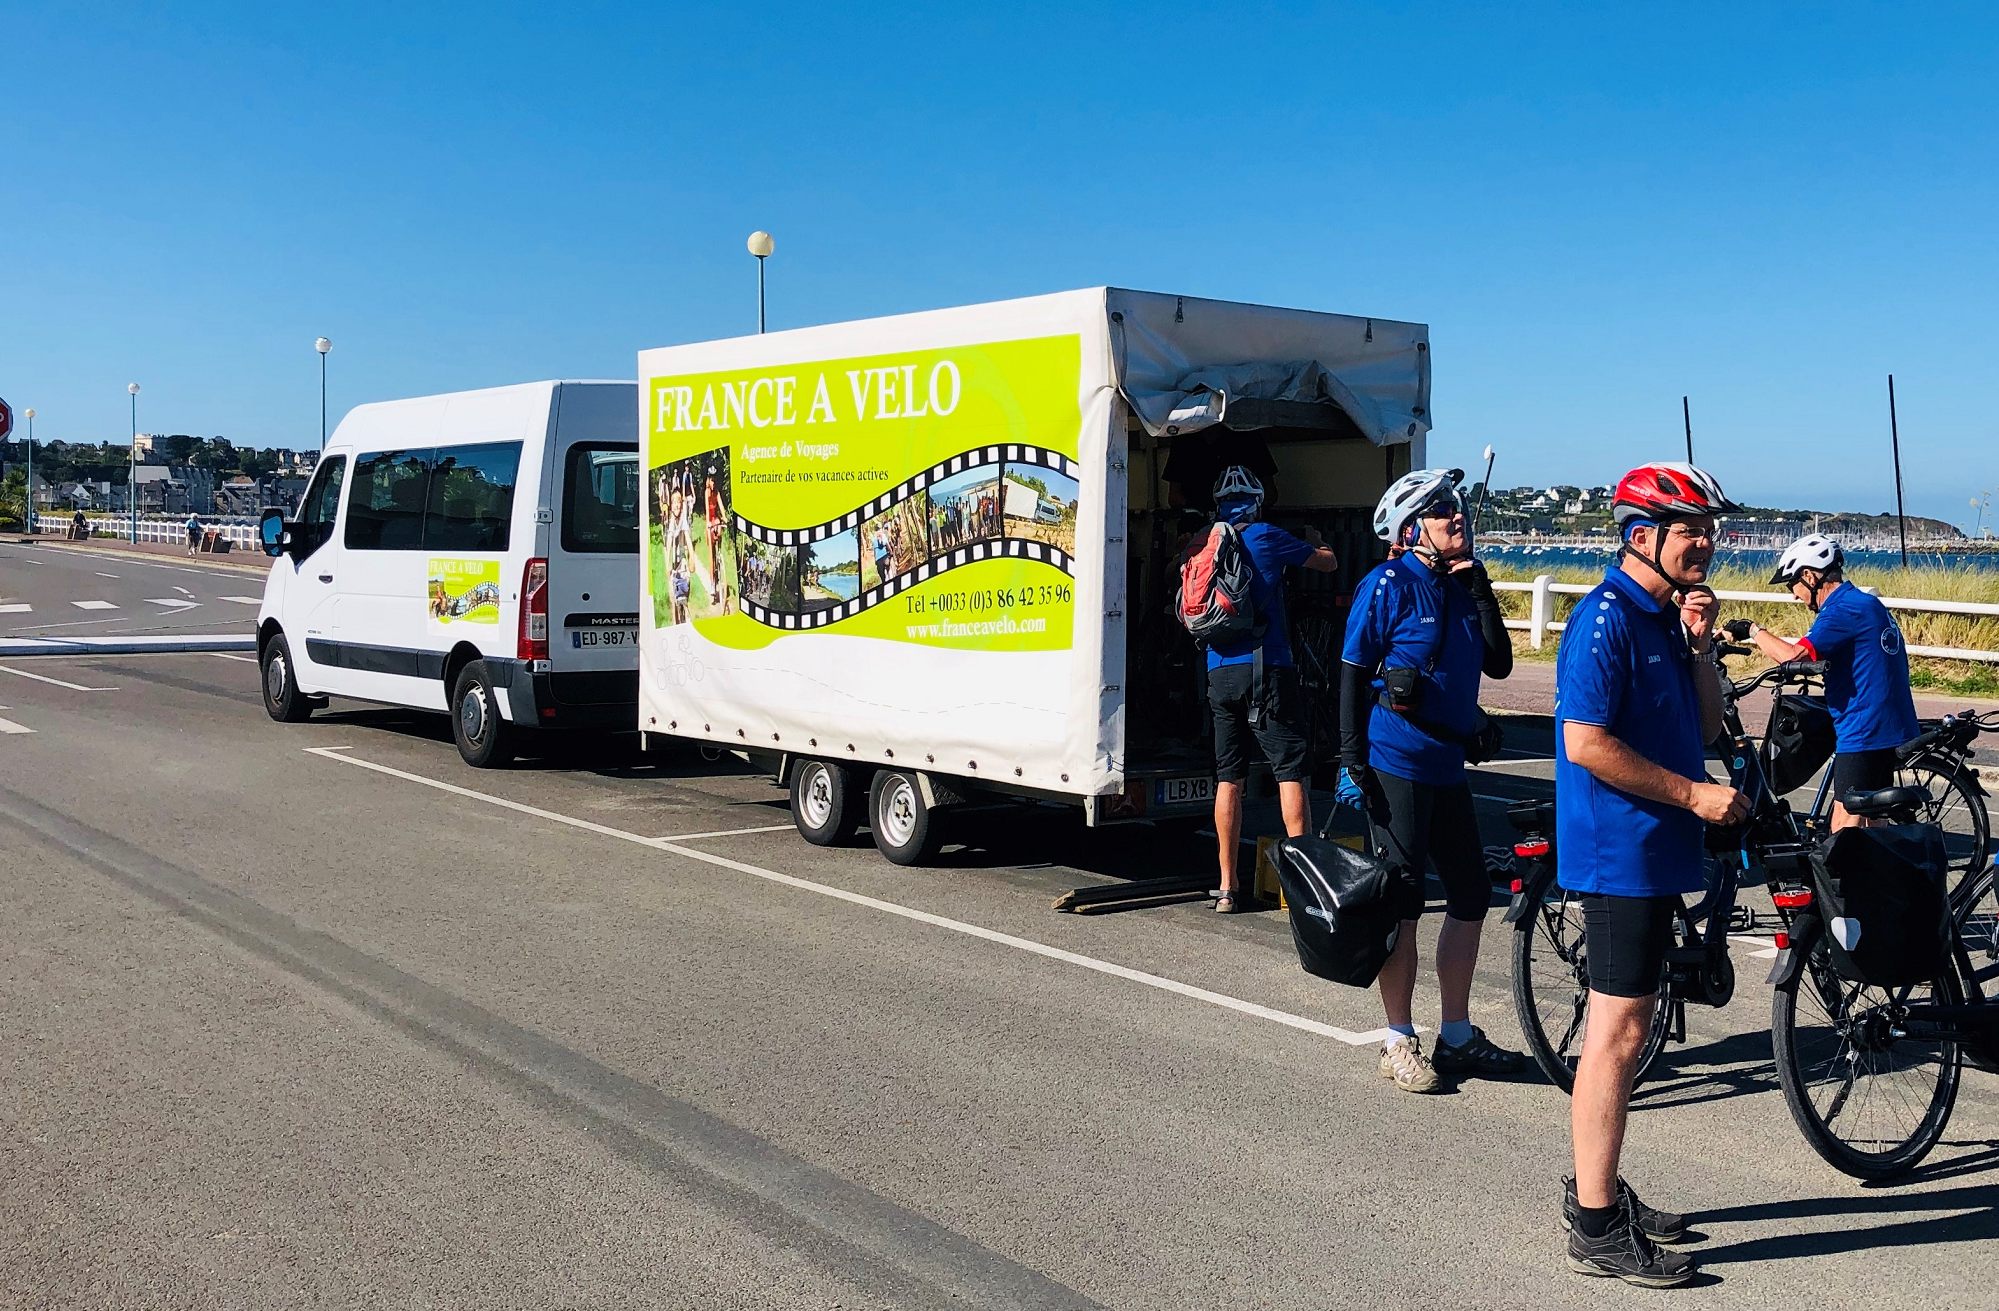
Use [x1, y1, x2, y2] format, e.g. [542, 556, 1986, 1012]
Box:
[635, 288, 1429, 862]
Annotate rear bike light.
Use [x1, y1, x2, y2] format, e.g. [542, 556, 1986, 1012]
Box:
[518, 557, 549, 661]
[1772, 889, 1813, 909]
[1513, 840, 1550, 859]
[1509, 878, 1523, 894]
[1774, 932, 1791, 950]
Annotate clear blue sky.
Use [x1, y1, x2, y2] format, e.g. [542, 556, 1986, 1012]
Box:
[5, 2, 1996, 527]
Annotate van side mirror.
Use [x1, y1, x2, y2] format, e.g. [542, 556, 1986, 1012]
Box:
[259, 508, 288, 558]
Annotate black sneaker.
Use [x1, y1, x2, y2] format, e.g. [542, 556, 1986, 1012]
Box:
[1562, 1175, 1689, 1244]
[1430, 1025, 1529, 1077]
[1567, 1205, 1697, 1287]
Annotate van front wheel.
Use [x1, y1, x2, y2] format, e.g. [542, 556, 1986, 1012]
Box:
[869, 770, 943, 866]
[452, 661, 516, 768]
[261, 633, 313, 723]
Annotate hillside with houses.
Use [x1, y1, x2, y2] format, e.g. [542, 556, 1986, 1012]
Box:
[1472, 481, 1965, 546]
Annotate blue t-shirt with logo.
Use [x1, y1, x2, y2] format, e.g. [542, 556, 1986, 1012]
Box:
[1207, 522, 1317, 670]
[1554, 566, 1709, 897]
[1801, 584, 1921, 753]
[1340, 559, 1487, 786]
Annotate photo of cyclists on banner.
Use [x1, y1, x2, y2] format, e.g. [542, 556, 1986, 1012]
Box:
[927, 466, 1001, 554]
[649, 445, 735, 627]
[737, 535, 800, 611]
[999, 464, 1079, 557]
[800, 529, 861, 615]
[860, 494, 928, 592]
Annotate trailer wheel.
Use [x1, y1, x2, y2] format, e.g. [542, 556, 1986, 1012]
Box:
[869, 770, 943, 866]
[791, 760, 860, 846]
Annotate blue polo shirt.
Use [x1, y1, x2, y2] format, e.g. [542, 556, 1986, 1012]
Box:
[1207, 522, 1317, 670]
[1800, 583, 1921, 753]
[1554, 566, 1709, 897]
[1341, 559, 1487, 786]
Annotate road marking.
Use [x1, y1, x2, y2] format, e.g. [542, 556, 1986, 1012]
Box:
[0, 716, 34, 735]
[95, 572, 120, 578]
[0, 604, 29, 614]
[146, 598, 201, 610]
[0, 665, 118, 692]
[210, 652, 259, 663]
[72, 600, 118, 610]
[219, 595, 263, 605]
[306, 748, 1391, 1047]
[173, 586, 193, 596]
[653, 823, 796, 841]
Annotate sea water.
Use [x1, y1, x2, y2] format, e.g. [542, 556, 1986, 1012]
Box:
[1480, 544, 1999, 576]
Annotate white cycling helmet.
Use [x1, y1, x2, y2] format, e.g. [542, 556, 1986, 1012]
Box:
[1770, 533, 1844, 585]
[1212, 464, 1265, 506]
[1373, 468, 1467, 544]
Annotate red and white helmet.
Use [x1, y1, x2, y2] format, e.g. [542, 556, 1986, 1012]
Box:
[1610, 462, 1737, 530]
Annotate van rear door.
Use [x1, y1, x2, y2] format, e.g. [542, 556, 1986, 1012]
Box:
[547, 384, 641, 715]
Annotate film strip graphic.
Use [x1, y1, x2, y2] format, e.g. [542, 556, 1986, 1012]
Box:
[733, 443, 1079, 631]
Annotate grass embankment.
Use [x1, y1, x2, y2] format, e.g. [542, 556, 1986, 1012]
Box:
[1486, 562, 1999, 699]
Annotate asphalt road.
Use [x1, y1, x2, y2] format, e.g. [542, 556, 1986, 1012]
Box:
[0, 540, 266, 640]
[1, 648, 1995, 1308]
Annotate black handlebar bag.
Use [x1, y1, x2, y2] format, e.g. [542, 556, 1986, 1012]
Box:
[1762, 694, 1836, 797]
[1274, 836, 1406, 988]
[1809, 824, 1949, 988]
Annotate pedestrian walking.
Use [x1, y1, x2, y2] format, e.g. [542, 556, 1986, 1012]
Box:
[1554, 462, 1747, 1286]
[186, 512, 204, 556]
[1339, 469, 1526, 1092]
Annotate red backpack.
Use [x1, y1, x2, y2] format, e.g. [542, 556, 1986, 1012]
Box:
[1176, 521, 1262, 646]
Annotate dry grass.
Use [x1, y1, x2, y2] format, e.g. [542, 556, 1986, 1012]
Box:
[1487, 560, 1999, 698]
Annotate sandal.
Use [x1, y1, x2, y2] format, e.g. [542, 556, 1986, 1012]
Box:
[1215, 888, 1240, 914]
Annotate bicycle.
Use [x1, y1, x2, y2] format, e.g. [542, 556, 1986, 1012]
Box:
[1506, 645, 1828, 1093]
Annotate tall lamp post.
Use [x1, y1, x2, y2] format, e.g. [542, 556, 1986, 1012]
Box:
[316, 337, 332, 449]
[127, 382, 141, 543]
[21, 408, 33, 534]
[747, 231, 774, 333]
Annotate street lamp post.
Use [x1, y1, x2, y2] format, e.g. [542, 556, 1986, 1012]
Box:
[127, 382, 141, 543]
[21, 408, 33, 534]
[747, 231, 774, 333]
[316, 337, 332, 448]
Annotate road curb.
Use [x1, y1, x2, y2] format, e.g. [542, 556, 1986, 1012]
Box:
[0, 634, 256, 656]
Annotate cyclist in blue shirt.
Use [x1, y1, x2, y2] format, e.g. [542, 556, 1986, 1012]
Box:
[1746, 533, 1920, 828]
[1553, 462, 1748, 1286]
[1338, 468, 1523, 1092]
[1202, 465, 1338, 913]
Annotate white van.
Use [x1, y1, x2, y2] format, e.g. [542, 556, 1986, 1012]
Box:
[255, 380, 642, 766]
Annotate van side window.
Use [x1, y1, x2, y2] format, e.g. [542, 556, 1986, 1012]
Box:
[425, 442, 523, 552]
[562, 443, 640, 553]
[345, 450, 432, 551]
[295, 456, 346, 556]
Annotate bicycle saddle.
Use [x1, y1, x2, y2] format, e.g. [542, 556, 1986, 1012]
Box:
[1839, 785, 1932, 820]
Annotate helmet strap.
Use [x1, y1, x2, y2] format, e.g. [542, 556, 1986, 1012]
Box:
[1620, 519, 1699, 595]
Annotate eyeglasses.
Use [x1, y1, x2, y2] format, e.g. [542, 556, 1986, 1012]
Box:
[1662, 524, 1714, 544]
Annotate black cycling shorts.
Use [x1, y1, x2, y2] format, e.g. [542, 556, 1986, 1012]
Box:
[1209, 663, 1309, 784]
[1581, 895, 1678, 999]
[1832, 747, 1898, 802]
[1368, 769, 1491, 922]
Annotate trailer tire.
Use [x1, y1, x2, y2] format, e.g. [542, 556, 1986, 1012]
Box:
[869, 769, 943, 866]
[791, 760, 860, 846]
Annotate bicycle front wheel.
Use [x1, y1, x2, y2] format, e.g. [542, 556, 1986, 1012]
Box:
[1896, 759, 1990, 893]
[1772, 941, 1962, 1180]
[1510, 885, 1672, 1093]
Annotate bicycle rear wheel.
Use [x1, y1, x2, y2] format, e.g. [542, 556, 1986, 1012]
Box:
[1953, 866, 1999, 1071]
[1510, 885, 1672, 1094]
[1896, 759, 1990, 894]
[1771, 941, 1962, 1180]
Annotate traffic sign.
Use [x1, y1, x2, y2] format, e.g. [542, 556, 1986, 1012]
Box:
[0, 396, 11, 441]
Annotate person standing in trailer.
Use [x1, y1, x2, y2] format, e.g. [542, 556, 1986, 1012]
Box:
[1338, 468, 1525, 1093]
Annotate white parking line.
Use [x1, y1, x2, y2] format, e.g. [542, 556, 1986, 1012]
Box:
[72, 600, 118, 610]
[653, 823, 796, 841]
[0, 716, 34, 735]
[209, 652, 259, 663]
[0, 665, 118, 692]
[306, 748, 1392, 1048]
[220, 596, 263, 605]
[95, 572, 120, 578]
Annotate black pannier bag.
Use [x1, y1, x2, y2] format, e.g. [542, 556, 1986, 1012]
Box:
[1762, 694, 1836, 797]
[1274, 836, 1405, 988]
[1809, 824, 1949, 988]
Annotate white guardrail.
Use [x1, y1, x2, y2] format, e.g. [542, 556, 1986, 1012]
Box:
[1494, 576, 1999, 664]
[31, 512, 260, 550]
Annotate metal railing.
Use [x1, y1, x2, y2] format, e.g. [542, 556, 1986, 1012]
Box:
[1494, 575, 1999, 664]
[31, 512, 259, 550]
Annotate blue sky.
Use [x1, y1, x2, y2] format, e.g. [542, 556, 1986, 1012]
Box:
[4, 2, 1996, 527]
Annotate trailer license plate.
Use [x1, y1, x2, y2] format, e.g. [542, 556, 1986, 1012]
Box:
[1154, 775, 1212, 806]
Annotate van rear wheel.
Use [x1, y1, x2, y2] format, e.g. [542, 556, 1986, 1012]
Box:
[869, 770, 943, 866]
[452, 660, 516, 768]
[792, 760, 860, 846]
[261, 633, 313, 723]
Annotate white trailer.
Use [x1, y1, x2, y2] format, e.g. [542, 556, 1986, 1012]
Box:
[636, 288, 1429, 863]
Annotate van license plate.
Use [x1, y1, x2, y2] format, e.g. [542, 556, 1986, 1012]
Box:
[1154, 775, 1213, 806]
[571, 628, 636, 648]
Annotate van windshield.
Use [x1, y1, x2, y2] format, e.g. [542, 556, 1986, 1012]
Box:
[563, 444, 640, 553]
